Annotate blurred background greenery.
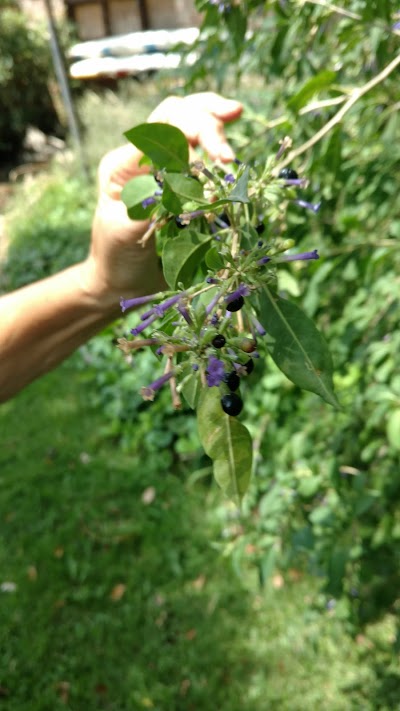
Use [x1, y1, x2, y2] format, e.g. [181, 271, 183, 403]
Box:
[1, 0, 400, 708]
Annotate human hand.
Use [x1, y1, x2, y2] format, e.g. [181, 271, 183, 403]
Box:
[83, 92, 243, 310]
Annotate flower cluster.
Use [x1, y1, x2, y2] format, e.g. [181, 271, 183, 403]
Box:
[119, 139, 322, 417]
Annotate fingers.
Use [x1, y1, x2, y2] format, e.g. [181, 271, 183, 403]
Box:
[185, 92, 243, 121]
[195, 113, 236, 162]
[148, 92, 243, 163]
[98, 144, 148, 199]
[99, 92, 243, 200]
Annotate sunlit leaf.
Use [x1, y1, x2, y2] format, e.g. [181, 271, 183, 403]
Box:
[258, 287, 339, 407]
[228, 165, 250, 203]
[162, 230, 212, 289]
[287, 71, 337, 112]
[197, 387, 252, 503]
[124, 123, 189, 171]
[205, 246, 225, 271]
[181, 372, 201, 409]
[162, 173, 207, 213]
[121, 175, 158, 220]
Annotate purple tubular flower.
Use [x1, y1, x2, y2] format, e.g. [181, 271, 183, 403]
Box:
[177, 302, 192, 325]
[206, 276, 219, 284]
[131, 313, 158, 335]
[210, 313, 219, 326]
[206, 356, 225, 387]
[225, 284, 250, 304]
[224, 173, 235, 184]
[153, 293, 185, 317]
[277, 249, 319, 263]
[282, 178, 308, 187]
[120, 293, 157, 313]
[257, 256, 271, 265]
[141, 371, 175, 401]
[251, 315, 266, 336]
[295, 199, 321, 213]
[141, 196, 157, 209]
[192, 363, 199, 371]
[140, 292, 185, 321]
[206, 292, 221, 315]
[180, 209, 205, 222]
[215, 216, 230, 229]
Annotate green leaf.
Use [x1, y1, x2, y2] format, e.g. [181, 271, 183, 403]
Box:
[287, 71, 337, 112]
[258, 287, 339, 408]
[121, 175, 158, 220]
[124, 123, 189, 171]
[205, 246, 225, 271]
[197, 387, 252, 504]
[225, 6, 247, 55]
[387, 410, 400, 451]
[181, 372, 201, 409]
[162, 173, 207, 213]
[228, 165, 250, 203]
[162, 230, 213, 289]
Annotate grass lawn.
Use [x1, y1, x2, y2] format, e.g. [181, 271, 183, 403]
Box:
[1, 79, 399, 711]
[1, 360, 393, 711]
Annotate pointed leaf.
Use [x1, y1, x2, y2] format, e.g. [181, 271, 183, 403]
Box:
[205, 246, 225, 271]
[181, 372, 201, 409]
[197, 387, 252, 503]
[287, 71, 337, 112]
[121, 175, 158, 219]
[162, 230, 212, 289]
[258, 287, 339, 407]
[162, 174, 207, 212]
[228, 165, 250, 203]
[124, 123, 189, 171]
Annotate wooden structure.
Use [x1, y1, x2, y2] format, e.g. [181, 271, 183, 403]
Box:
[64, 0, 200, 40]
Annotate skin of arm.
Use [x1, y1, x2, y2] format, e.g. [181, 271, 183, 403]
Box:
[0, 93, 243, 403]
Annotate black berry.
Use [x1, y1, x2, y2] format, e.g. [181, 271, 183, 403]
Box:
[175, 216, 187, 229]
[221, 393, 243, 417]
[226, 296, 244, 312]
[218, 211, 231, 226]
[278, 167, 298, 180]
[244, 359, 254, 375]
[223, 371, 240, 392]
[255, 222, 265, 235]
[212, 334, 226, 349]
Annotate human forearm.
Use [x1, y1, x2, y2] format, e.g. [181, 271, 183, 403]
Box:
[0, 260, 121, 403]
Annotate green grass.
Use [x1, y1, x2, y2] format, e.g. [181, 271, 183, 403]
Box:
[1, 81, 399, 711]
[1, 361, 395, 711]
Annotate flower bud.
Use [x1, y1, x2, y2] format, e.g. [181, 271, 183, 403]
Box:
[228, 337, 257, 353]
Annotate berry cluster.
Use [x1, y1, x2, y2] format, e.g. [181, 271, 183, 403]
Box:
[119, 139, 321, 420]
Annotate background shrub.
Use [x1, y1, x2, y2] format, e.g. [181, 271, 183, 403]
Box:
[0, 8, 62, 158]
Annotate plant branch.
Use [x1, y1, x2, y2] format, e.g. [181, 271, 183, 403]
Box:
[277, 52, 400, 169]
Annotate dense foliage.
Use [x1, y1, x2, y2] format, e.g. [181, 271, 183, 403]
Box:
[0, 8, 62, 158]
[178, 0, 400, 629]
[2, 68, 399, 704]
